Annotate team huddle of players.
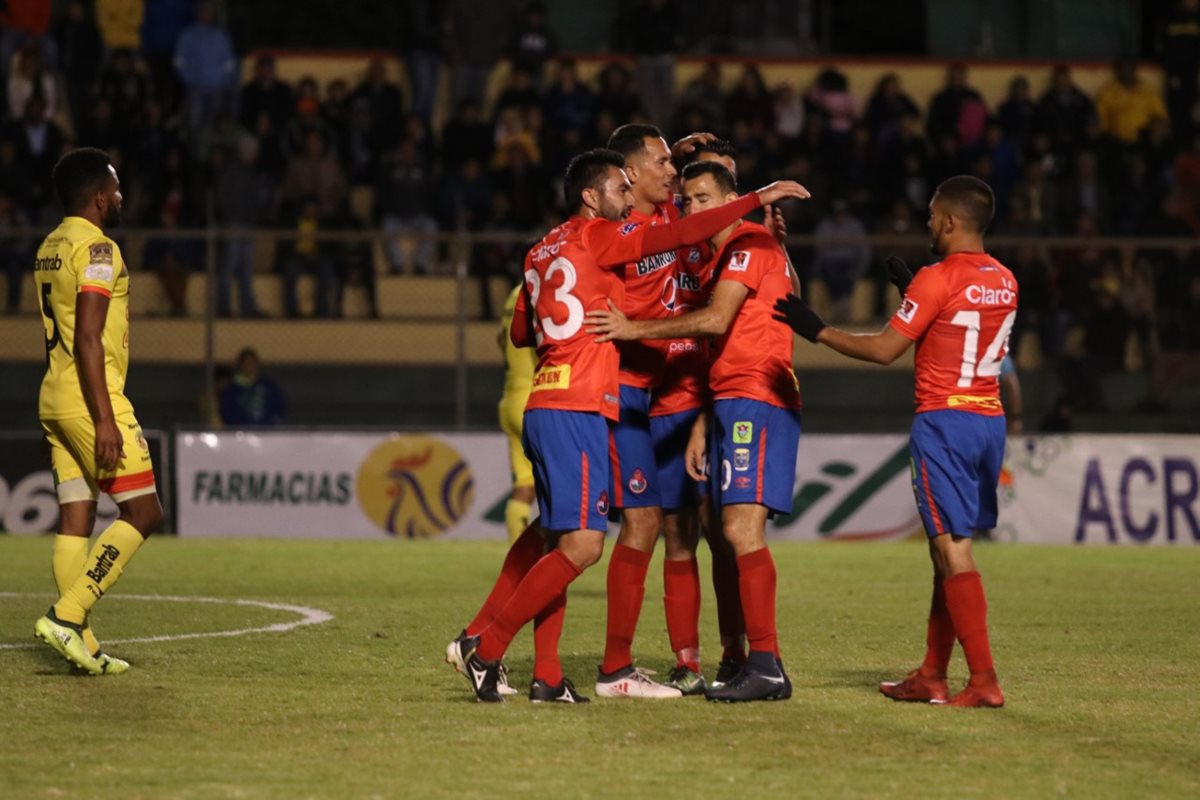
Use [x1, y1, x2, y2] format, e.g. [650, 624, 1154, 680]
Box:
[30, 137, 1013, 710]
[449, 124, 1016, 706]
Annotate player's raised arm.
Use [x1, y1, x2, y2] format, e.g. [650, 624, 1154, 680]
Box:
[772, 294, 913, 365]
[590, 181, 811, 268]
[75, 289, 123, 470]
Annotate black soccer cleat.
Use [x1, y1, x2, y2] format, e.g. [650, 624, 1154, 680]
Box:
[456, 636, 503, 703]
[711, 656, 743, 689]
[705, 655, 790, 703]
[776, 658, 793, 701]
[529, 677, 590, 704]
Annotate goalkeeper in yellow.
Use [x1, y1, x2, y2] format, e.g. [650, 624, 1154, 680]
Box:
[32, 147, 164, 675]
[498, 283, 537, 542]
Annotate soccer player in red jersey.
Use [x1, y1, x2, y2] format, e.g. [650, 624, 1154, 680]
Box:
[446, 149, 811, 702]
[657, 138, 802, 692]
[596, 123, 690, 698]
[588, 161, 805, 702]
[773, 175, 1013, 708]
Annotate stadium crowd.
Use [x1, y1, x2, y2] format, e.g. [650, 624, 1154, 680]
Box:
[0, 0, 1198, 398]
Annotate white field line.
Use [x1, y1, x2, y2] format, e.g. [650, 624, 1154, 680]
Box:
[0, 593, 334, 650]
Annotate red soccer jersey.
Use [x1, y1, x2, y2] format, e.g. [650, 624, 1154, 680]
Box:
[708, 222, 802, 410]
[517, 216, 653, 421]
[888, 251, 1019, 415]
[650, 242, 716, 416]
[617, 202, 680, 389]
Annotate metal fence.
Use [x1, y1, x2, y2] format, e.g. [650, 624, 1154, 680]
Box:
[2, 226, 1197, 428]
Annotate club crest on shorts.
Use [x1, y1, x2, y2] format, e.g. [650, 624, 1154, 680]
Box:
[733, 421, 753, 444]
[596, 490, 610, 516]
[628, 469, 648, 495]
[733, 448, 750, 471]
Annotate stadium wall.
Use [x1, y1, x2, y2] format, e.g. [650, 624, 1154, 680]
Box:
[4, 429, 1197, 546]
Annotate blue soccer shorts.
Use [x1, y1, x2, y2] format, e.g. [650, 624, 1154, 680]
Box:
[909, 409, 1007, 538]
[609, 384, 661, 510]
[523, 408, 611, 533]
[650, 407, 702, 512]
[709, 398, 801, 515]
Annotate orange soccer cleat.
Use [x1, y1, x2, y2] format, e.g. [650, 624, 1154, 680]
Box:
[941, 678, 1005, 708]
[879, 668, 950, 703]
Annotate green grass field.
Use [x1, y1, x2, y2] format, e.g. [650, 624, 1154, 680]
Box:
[1, 536, 1197, 800]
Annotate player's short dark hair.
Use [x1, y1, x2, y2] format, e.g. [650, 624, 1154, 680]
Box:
[563, 148, 626, 212]
[680, 160, 738, 195]
[934, 175, 995, 233]
[607, 123, 664, 160]
[691, 137, 738, 162]
[52, 147, 113, 213]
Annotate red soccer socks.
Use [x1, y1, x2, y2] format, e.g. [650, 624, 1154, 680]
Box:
[532, 590, 567, 686]
[736, 547, 778, 659]
[663, 557, 701, 672]
[943, 570, 1004, 707]
[601, 544, 652, 673]
[921, 577, 956, 678]
[466, 522, 544, 637]
[476, 549, 581, 663]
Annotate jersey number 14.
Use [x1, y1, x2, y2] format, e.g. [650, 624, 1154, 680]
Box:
[951, 310, 1015, 387]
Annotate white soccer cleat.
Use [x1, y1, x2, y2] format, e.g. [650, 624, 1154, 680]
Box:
[595, 665, 683, 698]
[445, 630, 517, 695]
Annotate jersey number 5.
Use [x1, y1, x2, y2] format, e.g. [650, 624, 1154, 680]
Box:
[40, 283, 68, 357]
[525, 257, 584, 344]
[951, 310, 1015, 387]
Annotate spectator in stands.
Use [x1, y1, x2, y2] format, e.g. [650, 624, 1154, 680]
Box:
[1058, 150, 1112, 233]
[239, 54, 294, 132]
[144, 184, 202, 317]
[1142, 242, 1200, 411]
[53, 1, 102, 129]
[677, 61, 724, 133]
[281, 197, 337, 318]
[320, 78, 352, 158]
[377, 138, 439, 274]
[402, 0, 447, 127]
[144, 0, 194, 113]
[95, 0, 143, 51]
[594, 61, 642, 125]
[283, 77, 326, 156]
[1158, 0, 1200, 144]
[626, 0, 680, 125]
[174, 1, 237, 135]
[507, 1, 557, 83]
[1096, 57, 1169, 145]
[7, 41, 57, 121]
[0, 135, 34, 219]
[871, 198, 927, 314]
[493, 68, 541, 121]
[492, 138, 547, 229]
[219, 348, 286, 426]
[214, 137, 272, 317]
[281, 130, 347, 218]
[0, 191, 33, 314]
[813, 198, 871, 322]
[441, 99, 493, 168]
[864, 73, 918, 147]
[352, 58, 404, 149]
[805, 66, 857, 142]
[339, 99, 381, 187]
[0, 0, 53, 82]
[1008, 242, 1063, 362]
[772, 81, 804, 143]
[327, 204, 379, 319]
[997, 75, 1035, 144]
[447, 0, 517, 107]
[1010, 159, 1060, 234]
[14, 96, 65, 222]
[727, 64, 775, 135]
[543, 59, 594, 138]
[472, 191, 525, 319]
[98, 48, 151, 129]
[1035, 64, 1095, 155]
[438, 157, 493, 232]
[926, 63, 987, 149]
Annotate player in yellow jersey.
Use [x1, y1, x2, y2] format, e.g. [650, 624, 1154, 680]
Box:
[498, 283, 538, 542]
[32, 147, 164, 675]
